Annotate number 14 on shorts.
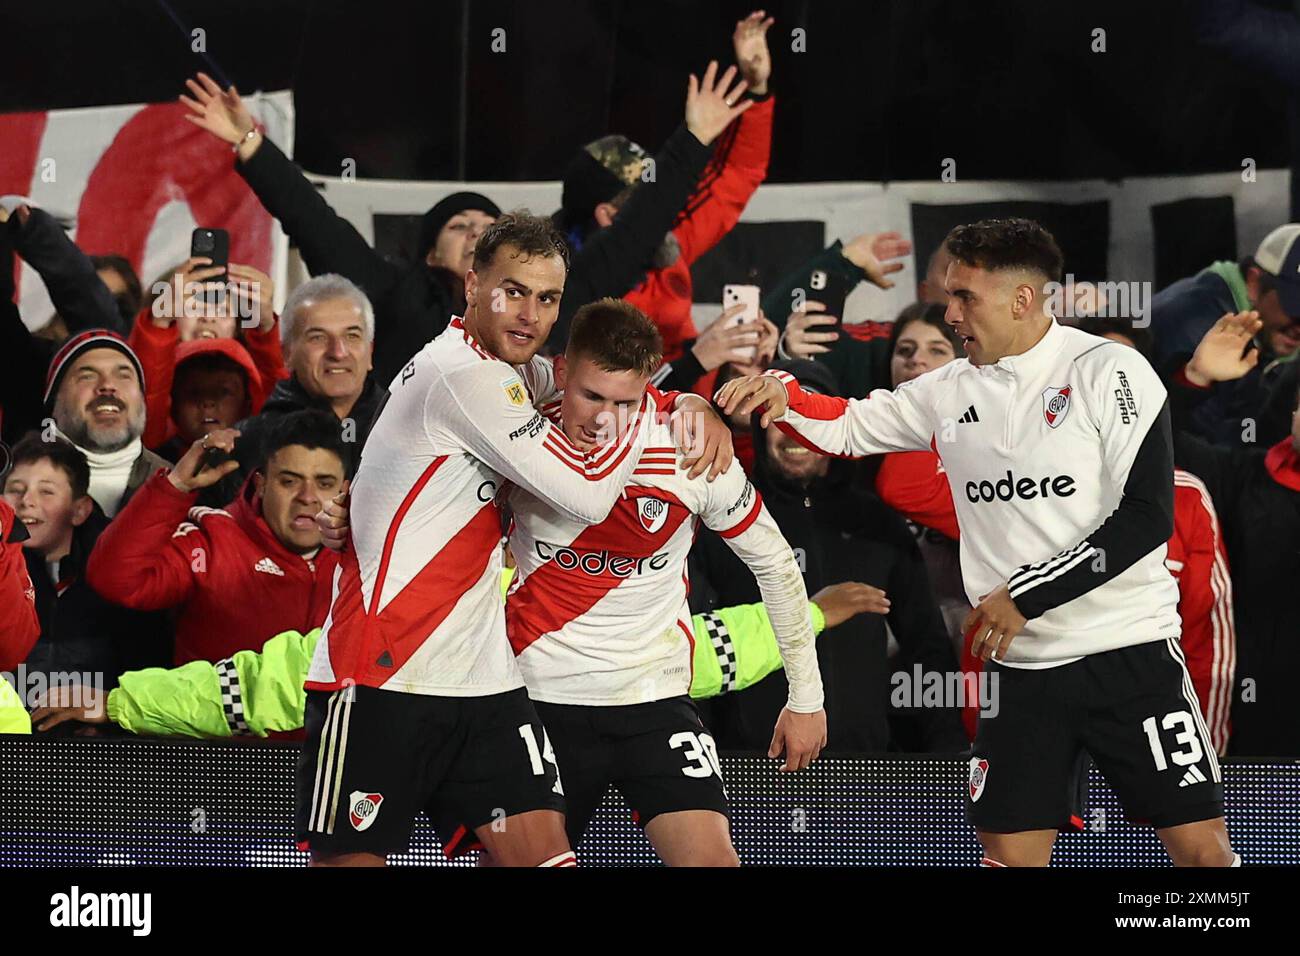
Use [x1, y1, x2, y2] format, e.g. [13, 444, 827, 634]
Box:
[518, 724, 564, 795]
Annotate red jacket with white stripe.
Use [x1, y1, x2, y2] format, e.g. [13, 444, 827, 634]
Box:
[624, 97, 773, 362]
[1166, 469, 1235, 754]
[86, 471, 338, 665]
[878, 449, 1236, 751]
[306, 317, 657, 696]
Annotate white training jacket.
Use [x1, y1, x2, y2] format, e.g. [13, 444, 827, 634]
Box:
[764, 318, 1181, 668]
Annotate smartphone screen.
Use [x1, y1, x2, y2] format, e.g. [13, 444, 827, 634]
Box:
[722, 283, 761, 362]
[808, 268, 849, 325]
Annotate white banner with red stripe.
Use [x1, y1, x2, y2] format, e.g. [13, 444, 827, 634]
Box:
[0, 92, 293, 330]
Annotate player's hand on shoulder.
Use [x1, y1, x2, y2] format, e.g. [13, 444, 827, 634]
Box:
[673, 394, 734, 481]
[769, 706, 827, 772]
[964, 584, 1027, 663]
[316, 479, 351, 552]
[714, 373, 787, 427]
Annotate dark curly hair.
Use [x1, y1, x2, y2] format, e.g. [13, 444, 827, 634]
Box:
[944, 218, 1064, 284]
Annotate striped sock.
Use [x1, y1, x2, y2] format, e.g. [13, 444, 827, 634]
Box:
[538, 851, 577, 867]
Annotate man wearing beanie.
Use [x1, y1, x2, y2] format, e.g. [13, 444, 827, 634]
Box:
[1, 202, 129, 448]
[180, 72, 500, 386]
[44, 329, 171, 517]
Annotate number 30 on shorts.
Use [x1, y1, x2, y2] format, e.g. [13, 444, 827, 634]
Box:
[670, 731, 725, 789]
[518, 724, 564, 795]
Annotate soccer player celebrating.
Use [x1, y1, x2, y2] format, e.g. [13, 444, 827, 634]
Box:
[503, 299, 825, 865]
[296, 214, 730, 867]
[718, 218, 1239, 868]
[310, 300, 831, 865]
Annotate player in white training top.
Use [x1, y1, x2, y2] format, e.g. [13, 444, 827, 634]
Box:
[718, 218, 1238, 868]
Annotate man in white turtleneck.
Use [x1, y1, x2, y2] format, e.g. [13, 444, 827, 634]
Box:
[43, 330, 171, 518]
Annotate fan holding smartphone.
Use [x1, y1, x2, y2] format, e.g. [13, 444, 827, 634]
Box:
[722, 283, 763, 362]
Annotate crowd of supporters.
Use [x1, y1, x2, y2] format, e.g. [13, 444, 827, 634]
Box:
[1, 8, 1297, 758]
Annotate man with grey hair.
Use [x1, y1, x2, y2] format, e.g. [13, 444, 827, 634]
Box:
[211, 274, 384, 504]
[43, 330, 171, 517]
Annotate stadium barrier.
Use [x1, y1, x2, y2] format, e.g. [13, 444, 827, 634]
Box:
[1, 739, 1295, 866]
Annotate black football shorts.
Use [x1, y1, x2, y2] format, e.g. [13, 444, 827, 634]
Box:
[295, 685, 565, 858]
[967, 639, 1224, 833]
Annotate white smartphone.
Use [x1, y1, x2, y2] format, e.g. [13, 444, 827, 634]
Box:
[722, 283, 761, 362]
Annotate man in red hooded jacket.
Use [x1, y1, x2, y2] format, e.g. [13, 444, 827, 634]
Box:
[87, 409, 343, 665]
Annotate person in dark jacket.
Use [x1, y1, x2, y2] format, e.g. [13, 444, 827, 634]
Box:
[1167, 310, 1300, 756]
[2, 435, 171, 695]
[696, 231, 914, 402]
[213, 274, 385, 504]
[1149, 225, 1300, 447]
[1, 203, 125, 447]
[180, 71, 499, 388]
[689, 360, 967, 754]
[544, 59, 757, 351]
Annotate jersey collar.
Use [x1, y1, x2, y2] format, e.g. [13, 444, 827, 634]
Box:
[989, 316, 1063, 377]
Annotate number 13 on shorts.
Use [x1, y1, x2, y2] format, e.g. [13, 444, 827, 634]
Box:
[519, 723, 564, 795]
[1142, 710, 1205, 770]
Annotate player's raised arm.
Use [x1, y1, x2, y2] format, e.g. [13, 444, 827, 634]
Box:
[438, 360, 650, 526]
[1005, 345, 1175, 621]
[715, 367, 936, 457]
[696, 460, 827, 771]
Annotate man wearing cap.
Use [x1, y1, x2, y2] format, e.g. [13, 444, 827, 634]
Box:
[1150, 224, 1300, 446]
[180, 72, 500, 387]
[44, 330, 171, 518]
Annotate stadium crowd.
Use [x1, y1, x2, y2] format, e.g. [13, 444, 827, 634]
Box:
[1, 8, 1297, 764]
